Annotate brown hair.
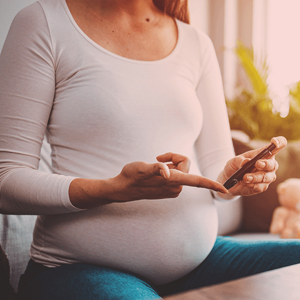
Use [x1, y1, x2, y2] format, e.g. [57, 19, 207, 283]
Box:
[153, 0, 190, 24]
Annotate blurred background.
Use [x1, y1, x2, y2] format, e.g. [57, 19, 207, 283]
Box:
[1, 0, 300, 141]
[190, 0, 300, 98]
[189, 0, 300, 142]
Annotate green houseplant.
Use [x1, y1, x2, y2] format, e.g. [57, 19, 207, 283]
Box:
[226, 42, 300, 141]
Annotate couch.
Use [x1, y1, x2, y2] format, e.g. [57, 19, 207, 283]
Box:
[1, 136, 299, 297]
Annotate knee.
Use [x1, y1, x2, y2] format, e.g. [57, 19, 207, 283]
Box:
[261, 240, 300, 267]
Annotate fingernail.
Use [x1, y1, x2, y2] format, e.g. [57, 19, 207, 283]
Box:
[218, 188, 228, 194]
[273, 137, 279, 146]
[257, 161, 266, 168]
[245, 175, 253, 183]
[160, 169, 167, 179]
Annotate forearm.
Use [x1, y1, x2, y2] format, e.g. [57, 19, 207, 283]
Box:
[69, 178, 116, 209]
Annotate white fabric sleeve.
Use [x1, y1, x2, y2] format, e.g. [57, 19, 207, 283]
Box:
[0, 3, 80, 215]
[194, 34, 239, 202]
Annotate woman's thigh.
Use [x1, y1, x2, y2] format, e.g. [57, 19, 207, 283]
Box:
[159, 236, 300, 296]
[18, 260, 161, 300]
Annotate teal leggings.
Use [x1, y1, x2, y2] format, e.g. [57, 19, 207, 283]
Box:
[18, 236, 300, 300]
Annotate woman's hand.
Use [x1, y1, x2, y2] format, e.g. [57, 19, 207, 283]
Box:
[70, 152, 228, 209]
[217, 136, 287, 197]
[108, 152, 228, 202]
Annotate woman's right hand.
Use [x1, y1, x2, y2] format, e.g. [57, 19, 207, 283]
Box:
[70, 153, 228, 209]
[108, 152, 228, 202]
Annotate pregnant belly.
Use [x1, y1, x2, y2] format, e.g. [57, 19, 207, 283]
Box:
[31, 188, 218, 285]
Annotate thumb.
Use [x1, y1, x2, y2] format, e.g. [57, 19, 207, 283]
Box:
[150, 162, 170, 179]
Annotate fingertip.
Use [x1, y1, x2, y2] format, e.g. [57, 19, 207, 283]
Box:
[218, 186, 229, 194]
[156, 153, 168, 163]
[271, 136, 287, 149]
[156, 154, 163, 162]
[281, 136, 288, 145]
[210, 182, 229, 194]
[271, 137, 280, 149]
[156, 152, 171, 163]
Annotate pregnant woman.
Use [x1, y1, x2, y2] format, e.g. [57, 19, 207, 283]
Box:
[0, 0, 298, 299]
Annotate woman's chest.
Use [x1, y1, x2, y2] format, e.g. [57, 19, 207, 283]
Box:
[50, 58, 203, 148]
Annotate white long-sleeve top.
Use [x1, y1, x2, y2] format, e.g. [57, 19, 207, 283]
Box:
[0, 0, 235, 285]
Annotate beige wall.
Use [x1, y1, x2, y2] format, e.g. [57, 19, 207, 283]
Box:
[189, 0, 209, 34]
[0, 0, 37, 51]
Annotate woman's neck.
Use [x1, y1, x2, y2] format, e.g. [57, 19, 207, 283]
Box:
[65, 0, 177, 61]
[67, 0, 162, 25]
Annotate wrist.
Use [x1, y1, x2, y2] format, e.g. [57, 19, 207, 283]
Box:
[100, 176, 124, 203]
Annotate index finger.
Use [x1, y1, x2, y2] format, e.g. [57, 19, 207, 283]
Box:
[169, 170, 228, 194]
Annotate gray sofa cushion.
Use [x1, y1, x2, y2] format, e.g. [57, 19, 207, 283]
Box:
[0, 215, 36, 292]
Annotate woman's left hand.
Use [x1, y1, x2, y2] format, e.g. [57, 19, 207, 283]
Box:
[218, 136, 287, 197]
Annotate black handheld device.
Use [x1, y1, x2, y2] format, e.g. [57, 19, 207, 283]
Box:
[223, 143, 276, 190]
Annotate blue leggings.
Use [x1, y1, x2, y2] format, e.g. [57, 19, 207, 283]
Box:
[18, 236, 300, 300]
